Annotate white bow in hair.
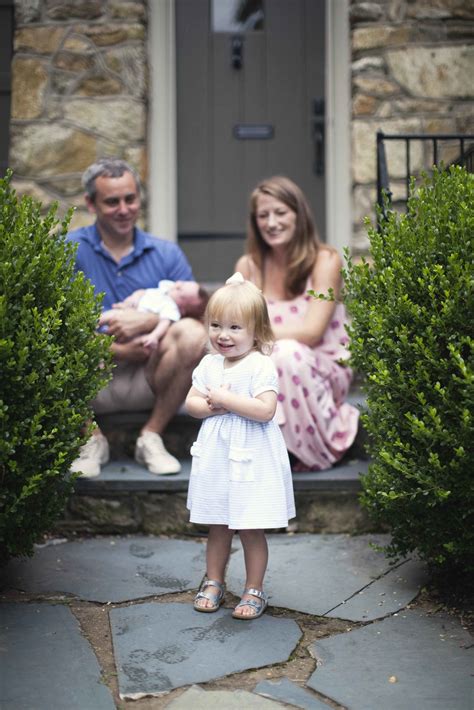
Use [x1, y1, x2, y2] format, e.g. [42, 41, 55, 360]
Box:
[226, 272, 245, 285]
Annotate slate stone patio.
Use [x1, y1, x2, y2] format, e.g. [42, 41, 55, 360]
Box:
[165, 685, 285, 708]
[254, 678, 333, 709]
[308, 608, 474, 710]
[0, 603, 115, 710]
[2, 536, 206, 602]
[227, 533, 428, 621]
[1, 534, 470, 710]
[110, 602, 302, 698]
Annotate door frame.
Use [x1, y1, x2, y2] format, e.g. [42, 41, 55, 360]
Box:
[148, 0, 351, 254]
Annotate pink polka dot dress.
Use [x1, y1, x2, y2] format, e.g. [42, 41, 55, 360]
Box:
[267, 288, 359, 470]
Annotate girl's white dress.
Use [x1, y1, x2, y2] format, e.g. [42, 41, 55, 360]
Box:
[187, 351, 296, 529]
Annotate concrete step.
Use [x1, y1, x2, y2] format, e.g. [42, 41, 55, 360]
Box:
[74, 454, 369, 495]
[60, 455, 373, 538]
[57, 387, 372, 537]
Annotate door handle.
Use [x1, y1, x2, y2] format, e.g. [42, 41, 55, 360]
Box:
[312, 98, 325, 176]
[231, 35, 243, 70]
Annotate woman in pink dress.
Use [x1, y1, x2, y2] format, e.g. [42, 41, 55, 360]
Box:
[235, 176, 359, 471]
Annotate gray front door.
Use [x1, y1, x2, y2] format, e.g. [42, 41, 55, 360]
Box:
[176, 0, 326, 281]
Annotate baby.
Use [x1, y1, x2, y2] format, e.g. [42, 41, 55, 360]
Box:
[103, 280, 209, 349]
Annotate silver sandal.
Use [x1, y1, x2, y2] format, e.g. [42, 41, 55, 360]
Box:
[232, 587, 268, 620]
[193, 578, 225, 613]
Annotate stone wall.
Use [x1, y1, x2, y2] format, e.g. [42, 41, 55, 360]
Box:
[10, 0, 148, 230]
[350, 0, 474, 253]
[58, 490, 375, 536]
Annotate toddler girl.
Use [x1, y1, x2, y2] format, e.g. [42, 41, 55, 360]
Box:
[186, 272, 295, 619]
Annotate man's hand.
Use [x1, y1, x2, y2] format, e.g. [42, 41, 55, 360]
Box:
[111, 337, 151, 363]
[99, 308, 159, 342]
[140, 333, 163, 351]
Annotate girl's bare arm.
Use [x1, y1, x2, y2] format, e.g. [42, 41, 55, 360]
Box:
[206, 387, 276, 423]
[185, 385, 228, 419]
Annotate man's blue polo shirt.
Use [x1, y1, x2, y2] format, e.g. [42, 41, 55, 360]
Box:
[67, 224, 194, 312]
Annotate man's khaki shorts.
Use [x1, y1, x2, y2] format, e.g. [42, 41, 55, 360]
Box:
[92, 361, 155, 414]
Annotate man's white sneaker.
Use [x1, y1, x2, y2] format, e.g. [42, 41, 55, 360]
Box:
[70, 432, 110, 478]
[135, 431, 181, 475]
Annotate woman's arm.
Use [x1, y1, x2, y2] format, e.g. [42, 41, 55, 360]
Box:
[272, 249, 342, 347]
[206, 387, 277, 423]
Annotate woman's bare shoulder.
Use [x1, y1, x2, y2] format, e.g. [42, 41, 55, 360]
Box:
[313, 246, 342, 272]
[311, 247, 343, 289]
[235, 254, 255, 279]
[317, 245, 342, 265]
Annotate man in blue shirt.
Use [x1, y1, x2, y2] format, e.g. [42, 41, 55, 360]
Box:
[68, 158, 206, 477]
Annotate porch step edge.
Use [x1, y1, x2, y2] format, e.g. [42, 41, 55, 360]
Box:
[73, 457, 369, 495]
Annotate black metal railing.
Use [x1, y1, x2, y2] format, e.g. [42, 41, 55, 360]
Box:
[376, 132, 474, 224]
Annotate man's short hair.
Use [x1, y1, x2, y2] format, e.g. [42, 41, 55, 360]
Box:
[82, 158, 141, 201]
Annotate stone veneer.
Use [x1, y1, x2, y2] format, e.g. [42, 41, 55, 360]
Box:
[8, 1, 474, 253]
[9, 0, 147, 230]
[350, 0, 474, 252]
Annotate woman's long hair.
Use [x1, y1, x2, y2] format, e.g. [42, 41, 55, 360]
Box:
[246, 175, 322, 297]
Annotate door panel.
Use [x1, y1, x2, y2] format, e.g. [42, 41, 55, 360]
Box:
[266, 0, 305, 178]
[176, 0, 212, 230]
[212, 32, 246, 230]
[176, 0, 325, 281]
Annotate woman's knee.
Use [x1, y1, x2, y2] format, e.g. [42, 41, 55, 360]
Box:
[272, 339, 305, 373]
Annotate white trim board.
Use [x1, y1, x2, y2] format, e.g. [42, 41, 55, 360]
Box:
[326, 0, 351, 253]
[148, 0, 177, 241]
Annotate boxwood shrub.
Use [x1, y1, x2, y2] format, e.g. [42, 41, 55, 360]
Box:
[343, 166, 473, 580]
[0, 171, 112, 562]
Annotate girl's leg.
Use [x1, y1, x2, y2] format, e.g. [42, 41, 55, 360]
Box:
[195, 524, 234, 609]
[234, 529, 268, 618]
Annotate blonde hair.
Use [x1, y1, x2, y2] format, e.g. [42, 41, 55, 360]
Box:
[247, 175, 324, 297]
[205, 280, 274, 355]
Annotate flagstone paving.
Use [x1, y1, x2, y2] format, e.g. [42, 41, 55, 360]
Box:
[2, 537, 207, 602]
[308, 608, 474, 710]
[0, 603, 115, 710]
[227, 534, 428, 620]
[254, 678, 333, 708]
[165, 685, 285, 708]
[1, 534, 471, 710]
[110, 602, 301, 698]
